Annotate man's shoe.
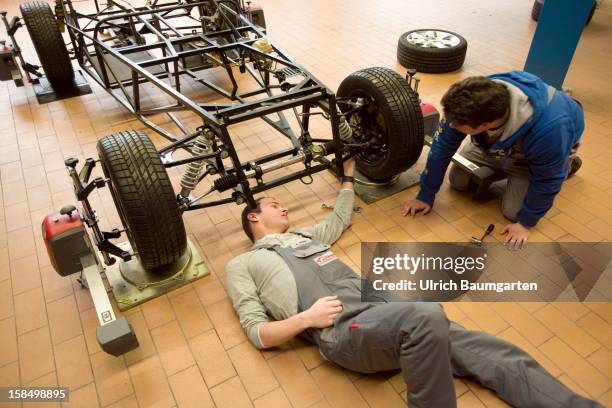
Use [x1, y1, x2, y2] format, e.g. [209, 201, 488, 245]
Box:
[568, 156, 582, 178]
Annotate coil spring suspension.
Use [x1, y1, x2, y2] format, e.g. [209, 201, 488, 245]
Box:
[179, 130, 213, 197]
[338, 111, 353, 141]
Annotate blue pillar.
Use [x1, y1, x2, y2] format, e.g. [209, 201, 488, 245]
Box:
[524, 0, 594, 89]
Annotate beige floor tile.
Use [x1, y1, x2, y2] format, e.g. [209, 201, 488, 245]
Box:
[0, 280, 14, 320]
[14, 286, 47, 335]
[104, 395, 139, 408]
[55, 335, 94, 390]
[40, 265, 73, 304]
[189, 329, 236, 387]
[79, 308, 103, 356]
[490, 302, 554, 346]
[123, 310, 157, 366]
[169, 288, 213, 339]
[586, 347, 612, 382]
[456, 390, 487, 407]
[7, 226, 36, 262]
[18, 326, 55, 384]
[90, 351, 134, 406]
[193, 277, 228, 307]
[23, 371, 59, 408]
[534, 304, 601, 357]
[353, 376, 405, 408]
[0, 362, 21, 407]
[47, 294, 82, 345]
[128, 355, 175, 408]
[168, 366, 214, 408]
[310, 362, 369, 408]
[268, 351, 324, 408]
[0, 248, 9, 282]
[539, 337, 610, 398]
[168, 365, 215, 408]
[456, 303, 509, 335]
[210, 376, 254, 408]
[291, 337, 326, 371]
[599, 388, 612, 408]
[150, 320, 195, 376]
[576, 312, 612, 348]
[205, 298, 247, 349]
[10, 254, 40, 295]
[253, 388, 292, 408]
[141, 295, 176, 330]
[228, 341, 278, 400]
[61, 383, 100, 408]
[0, 317, 18, 367]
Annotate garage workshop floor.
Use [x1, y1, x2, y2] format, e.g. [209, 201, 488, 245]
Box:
[1, 0, 611, 407]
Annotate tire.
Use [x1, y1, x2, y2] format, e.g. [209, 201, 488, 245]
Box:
[531, 0, 595, 24]
[97, 130, 187, 270]
[20, 1, 74, 87]
[336, 67, 424, 181]
[397, 29, 467, 73]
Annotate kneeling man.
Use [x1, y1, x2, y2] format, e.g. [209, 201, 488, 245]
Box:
[403, 71, 584, 247]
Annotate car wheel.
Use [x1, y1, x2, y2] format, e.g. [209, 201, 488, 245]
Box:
[20, 1, 75, 87]
[397, 29, 467, 73]
[337, 67, 424, 181]
[97, 130, 188, 270]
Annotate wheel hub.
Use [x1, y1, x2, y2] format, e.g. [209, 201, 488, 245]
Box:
[405, 30, 461, 48]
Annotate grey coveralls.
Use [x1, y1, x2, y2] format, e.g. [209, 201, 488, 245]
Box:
[271, 235, 601, 408]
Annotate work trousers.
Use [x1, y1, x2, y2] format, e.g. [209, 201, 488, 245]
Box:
[448, 142, 578, 221]
[324, 302, 601, 408]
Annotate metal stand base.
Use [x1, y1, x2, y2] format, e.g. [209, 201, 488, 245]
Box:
[354, 168, 420, 204]
[105, 238, 209, 311]
[33, 70, 92, 104]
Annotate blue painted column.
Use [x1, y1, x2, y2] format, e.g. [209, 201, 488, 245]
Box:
[524, 0, 594, 89]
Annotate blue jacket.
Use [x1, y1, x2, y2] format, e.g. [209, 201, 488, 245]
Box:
[416, 71, 584, 227]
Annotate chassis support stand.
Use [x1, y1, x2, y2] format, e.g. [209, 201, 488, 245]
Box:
[105, 238, 209, 311]
[33, 70, 92, 104]
[353, 169, 421, 204]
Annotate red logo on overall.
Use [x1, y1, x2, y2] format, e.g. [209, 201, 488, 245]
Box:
[313, 251, 337, 266]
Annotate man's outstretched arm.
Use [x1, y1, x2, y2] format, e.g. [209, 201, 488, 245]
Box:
[259, 296, 342, 348]
[304, 159, 356, 245]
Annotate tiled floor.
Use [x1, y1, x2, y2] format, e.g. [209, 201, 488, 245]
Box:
[0, 0, 611, 407]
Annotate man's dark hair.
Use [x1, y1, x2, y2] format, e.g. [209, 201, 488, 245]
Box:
[441, 76, 510, 128]
[241, 198, 264, 242]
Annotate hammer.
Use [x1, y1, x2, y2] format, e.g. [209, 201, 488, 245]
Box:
[471, 224, 495, 246]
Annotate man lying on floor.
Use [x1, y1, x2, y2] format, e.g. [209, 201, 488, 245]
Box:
[224, 159, 601, 408]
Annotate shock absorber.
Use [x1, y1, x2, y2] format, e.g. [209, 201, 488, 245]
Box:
[179, 128, 215, 198]
[338, 110, 353, 142]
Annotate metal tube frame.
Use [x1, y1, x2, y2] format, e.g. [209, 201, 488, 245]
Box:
[55, 0, 348, 209]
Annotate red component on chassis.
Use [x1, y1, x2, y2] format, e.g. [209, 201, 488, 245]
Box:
[42, 207, 92, 277]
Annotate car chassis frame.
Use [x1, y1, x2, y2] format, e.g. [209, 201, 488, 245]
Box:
[57, 0, 360, 210]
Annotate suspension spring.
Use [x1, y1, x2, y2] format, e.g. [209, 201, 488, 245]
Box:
[338, 111, 353, 142]
[179, 129, 214, 197]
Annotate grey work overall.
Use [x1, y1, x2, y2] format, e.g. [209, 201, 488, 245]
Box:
[272, 235, 602, 408]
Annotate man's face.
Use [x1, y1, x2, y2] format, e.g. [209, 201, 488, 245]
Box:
[250, 198, 289, 233]
[450, 121, 496, 135]
[449, 109, 509, 135]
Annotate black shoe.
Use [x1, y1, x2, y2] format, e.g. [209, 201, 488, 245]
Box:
[568, 156, 582, 178]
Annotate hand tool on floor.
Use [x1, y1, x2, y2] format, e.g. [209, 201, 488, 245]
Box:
[471, 224, 495, 246]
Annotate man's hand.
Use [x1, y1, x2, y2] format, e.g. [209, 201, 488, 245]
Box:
[343, 158, 356, 177]
[501, 222, 530, 250]
[401, 199, 432, 217]
[301, 296, 343, 328]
